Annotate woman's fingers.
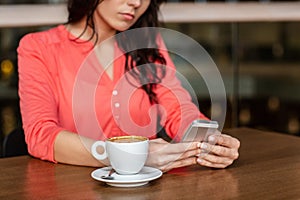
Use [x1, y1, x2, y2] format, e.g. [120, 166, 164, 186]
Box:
[161, 157, 198, 172]
[147, 134, 241, 171]
[211, 134, 241, 149]
[149, 138, 200, 155]
[197, 156, 230, 169]
[197, 154, 234, 168]
[202, 134, 240, 157]
[200, 142, 239, 160]
[196, 134, 240, 168]
[147, 139, 201, 171]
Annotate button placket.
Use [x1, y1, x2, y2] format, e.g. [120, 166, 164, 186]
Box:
[111, 89, 120, 125]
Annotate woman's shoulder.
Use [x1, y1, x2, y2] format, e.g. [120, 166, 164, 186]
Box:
[19, 25, 67, 47]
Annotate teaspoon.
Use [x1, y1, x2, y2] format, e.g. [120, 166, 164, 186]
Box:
[101, 168, 115, 180]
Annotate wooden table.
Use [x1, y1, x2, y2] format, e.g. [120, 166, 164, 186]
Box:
[1, 128, 300, 199]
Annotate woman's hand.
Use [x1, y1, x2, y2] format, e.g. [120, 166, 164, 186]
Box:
[145, 133, 240, 172]
[145, 138, 201, 172]
[197, 133, 240, 168]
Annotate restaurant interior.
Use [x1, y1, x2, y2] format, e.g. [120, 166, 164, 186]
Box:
[0, 0, 300, 158]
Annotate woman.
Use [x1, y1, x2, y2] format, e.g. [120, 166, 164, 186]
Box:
[17, 0, 240, 172]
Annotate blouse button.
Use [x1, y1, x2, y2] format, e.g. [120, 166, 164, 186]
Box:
[114, 103, 120, 108]
[112, 90, 118, 96]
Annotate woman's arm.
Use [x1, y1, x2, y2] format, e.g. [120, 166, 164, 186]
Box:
[154, 36, 208, 141]
[54, 130, 105, 167]
[18, 33, 60, 162]
[18, 33, 109, 166]
[149, 37, 240, 170]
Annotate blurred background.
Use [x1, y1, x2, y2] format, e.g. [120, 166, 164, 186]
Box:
[1, 0, 300, 156]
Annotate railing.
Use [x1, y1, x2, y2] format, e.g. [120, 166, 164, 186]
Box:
[1, 2, 300, 27]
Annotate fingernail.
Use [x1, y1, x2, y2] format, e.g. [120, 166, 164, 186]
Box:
[197, 142, 201, 148]
[208, 136, 215, 142]
[197, 158, 203, 163]
[201, 143, 208, 149]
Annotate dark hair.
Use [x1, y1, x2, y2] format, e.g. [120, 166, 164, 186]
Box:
[67, 0, 166, 103]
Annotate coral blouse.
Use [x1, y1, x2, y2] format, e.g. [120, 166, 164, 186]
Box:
[17, 25, 207, 162]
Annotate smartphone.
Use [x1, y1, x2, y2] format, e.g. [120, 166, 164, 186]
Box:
[181, 119, 220, 143]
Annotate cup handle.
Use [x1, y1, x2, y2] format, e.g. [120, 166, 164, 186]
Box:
[91, 141, 107, 160]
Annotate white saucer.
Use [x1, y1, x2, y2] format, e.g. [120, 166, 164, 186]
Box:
[91, 166, 163, 187]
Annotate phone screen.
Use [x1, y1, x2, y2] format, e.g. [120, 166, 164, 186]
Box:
[181, 120, 219, 142]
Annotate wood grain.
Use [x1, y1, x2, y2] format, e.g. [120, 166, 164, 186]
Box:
[1, 128, 300, 199]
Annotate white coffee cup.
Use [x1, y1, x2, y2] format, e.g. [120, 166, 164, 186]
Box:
[91, 135, 149, 175]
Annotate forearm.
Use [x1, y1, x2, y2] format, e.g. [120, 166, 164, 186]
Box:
[54, 130, 106, 167]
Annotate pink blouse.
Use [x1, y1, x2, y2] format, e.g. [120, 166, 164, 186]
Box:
[17, 25, 207, 162]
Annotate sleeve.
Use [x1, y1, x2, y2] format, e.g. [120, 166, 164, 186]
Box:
[155, 36, 209, 141]
[17, 34, 65, 162]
